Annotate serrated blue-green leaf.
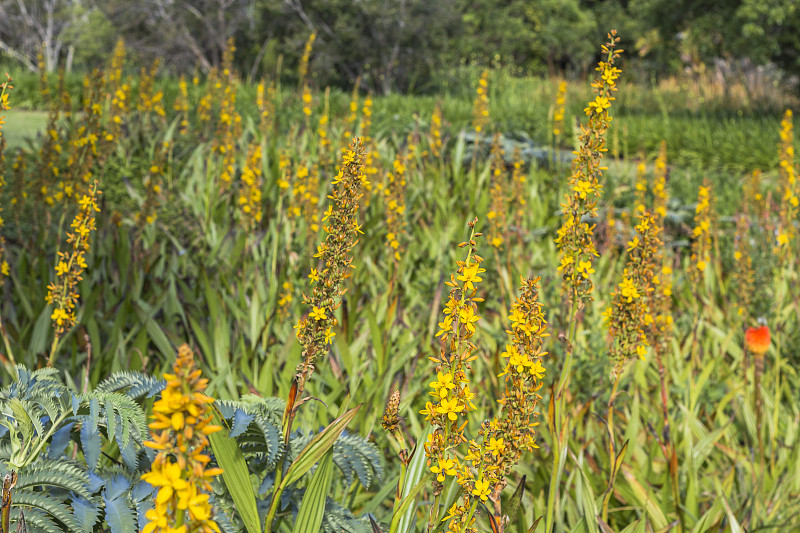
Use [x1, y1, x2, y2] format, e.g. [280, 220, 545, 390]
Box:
[72, 496, 99, 530]
[230, 409, 255, 438]
[103, 477, 135, 533]
[81, 421, 101, 470]
[16, 459, 92, 499]
[47, 422, 74, 458]
[14, 489, 84, 532]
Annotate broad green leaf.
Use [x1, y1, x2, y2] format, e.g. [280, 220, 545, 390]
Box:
[208, 407, 261, 533]
[281, 405, 361, 488]
[392, 426, 431, 533]
[292, 449, 334, 533]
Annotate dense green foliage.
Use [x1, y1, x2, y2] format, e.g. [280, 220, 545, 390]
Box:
[2, 0, 800, 92]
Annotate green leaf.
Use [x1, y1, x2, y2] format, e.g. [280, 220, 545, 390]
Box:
[392, 426, 431, 533]
[390, 473, 434, 533]
[280, 405, 361, 488]
[208, 407, 261, 533]
[292, 448, 335, 533]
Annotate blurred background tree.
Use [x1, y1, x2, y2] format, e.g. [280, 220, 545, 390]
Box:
[0, 0, 798, 94]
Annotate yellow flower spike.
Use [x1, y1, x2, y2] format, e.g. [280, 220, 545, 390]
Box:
[141, 345, 222, 532]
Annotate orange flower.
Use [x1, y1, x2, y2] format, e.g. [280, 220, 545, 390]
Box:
[745, 326, 770, 356]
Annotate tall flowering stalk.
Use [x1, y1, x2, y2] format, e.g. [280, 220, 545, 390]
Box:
[292, 138, 367, 409]
[0, 76, 13, 369]
[745, 325, 770, 465]
[174, 75, 190, 136]
[428, 102, 443, 161]
[547, 30, 622, 533]
[602, 211, 660, 519]
[141, 344, 223, 533]
[606, 213, 660, 369]
[472, 70, 490, 135]
[447, 278, 548, 532]
[238, 144, 264, 230]
[137, 141, 169, 227]
[647, 142, 680, 527]
[384, 152, 408, 263]
[297, 32, 316, 90]
[0, 76, 10, 280]
[317, 88, 331, 166]
[776, 110, 797, 264]
[341, 81, 360, 151]
[256, 79, 276, 137]
[45, 182, 101, 366]
[510, 147, 527, 225]
[689, 179, 714, 287]
[422, 219, 483, 529]
[552, 80, 567, 138]
[486, 134, 508, 250]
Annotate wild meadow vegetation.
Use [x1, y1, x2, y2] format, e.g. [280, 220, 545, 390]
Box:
[0, 28, 799, 533]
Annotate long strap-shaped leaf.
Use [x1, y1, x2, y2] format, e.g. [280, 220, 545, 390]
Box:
[391, 426, 431, 533]
[291, 449, 335, 533]
[208, 407, 261, 533]
[265, 405, 361, 533]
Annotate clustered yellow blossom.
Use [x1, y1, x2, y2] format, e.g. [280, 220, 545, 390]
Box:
[297, 32, 316, 90]
[384, 152, 408, 262]
[605, 211, 661, 371]
[137, 141, 169, 226]
[289, 163, 321, 237]
[277, 281, 293, 314]
[428, 103, 443, 160]
[141, 344, 223, 533]
[256, 79, 276, 136]
[649, 144, 672, 355]
[0, 76, 10, 278]
[556, 31, 622, 306]
[777, 109, 798, 261]
[174, 75, 190, 136]
[213, 74, 242, 188]
[301, 85, 313, 122]
[444, 277, 549, 530]
[277, 150, 291, 191]
[486, 134, 508, 249]
[238, 144, 264, 229]
[45, 182, 102, 341]
[634, 160, 647, 216]
[137, 59, 165, 117]
[510, 147, 527, 223]
[59, 70, 110, 201]
[293, 139, 368, 393]
[360, 93, 373, 145]
[317, 89, 331, 166]
[553, 80, 567, 137]
[341, 81, 360, 149]
[689, 179, 714, 286]
[732, 213, 754, 320]
[422, 221, 484, 520]
[652, 142, 668, 220]
[472, 71, 490, 134]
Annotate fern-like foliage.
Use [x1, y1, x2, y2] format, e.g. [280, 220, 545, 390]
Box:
[0, 366, 153, 532]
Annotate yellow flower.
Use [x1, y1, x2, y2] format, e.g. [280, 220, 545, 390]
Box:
[309, 306, 327, 321]
[487, 437, 505, 456]
[472, 478, 491, 501]
[430, 457, 457, 482]
[436, 396, 464, 421]
[457, 262, 485, 291]
[429, 371, 456, 399]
